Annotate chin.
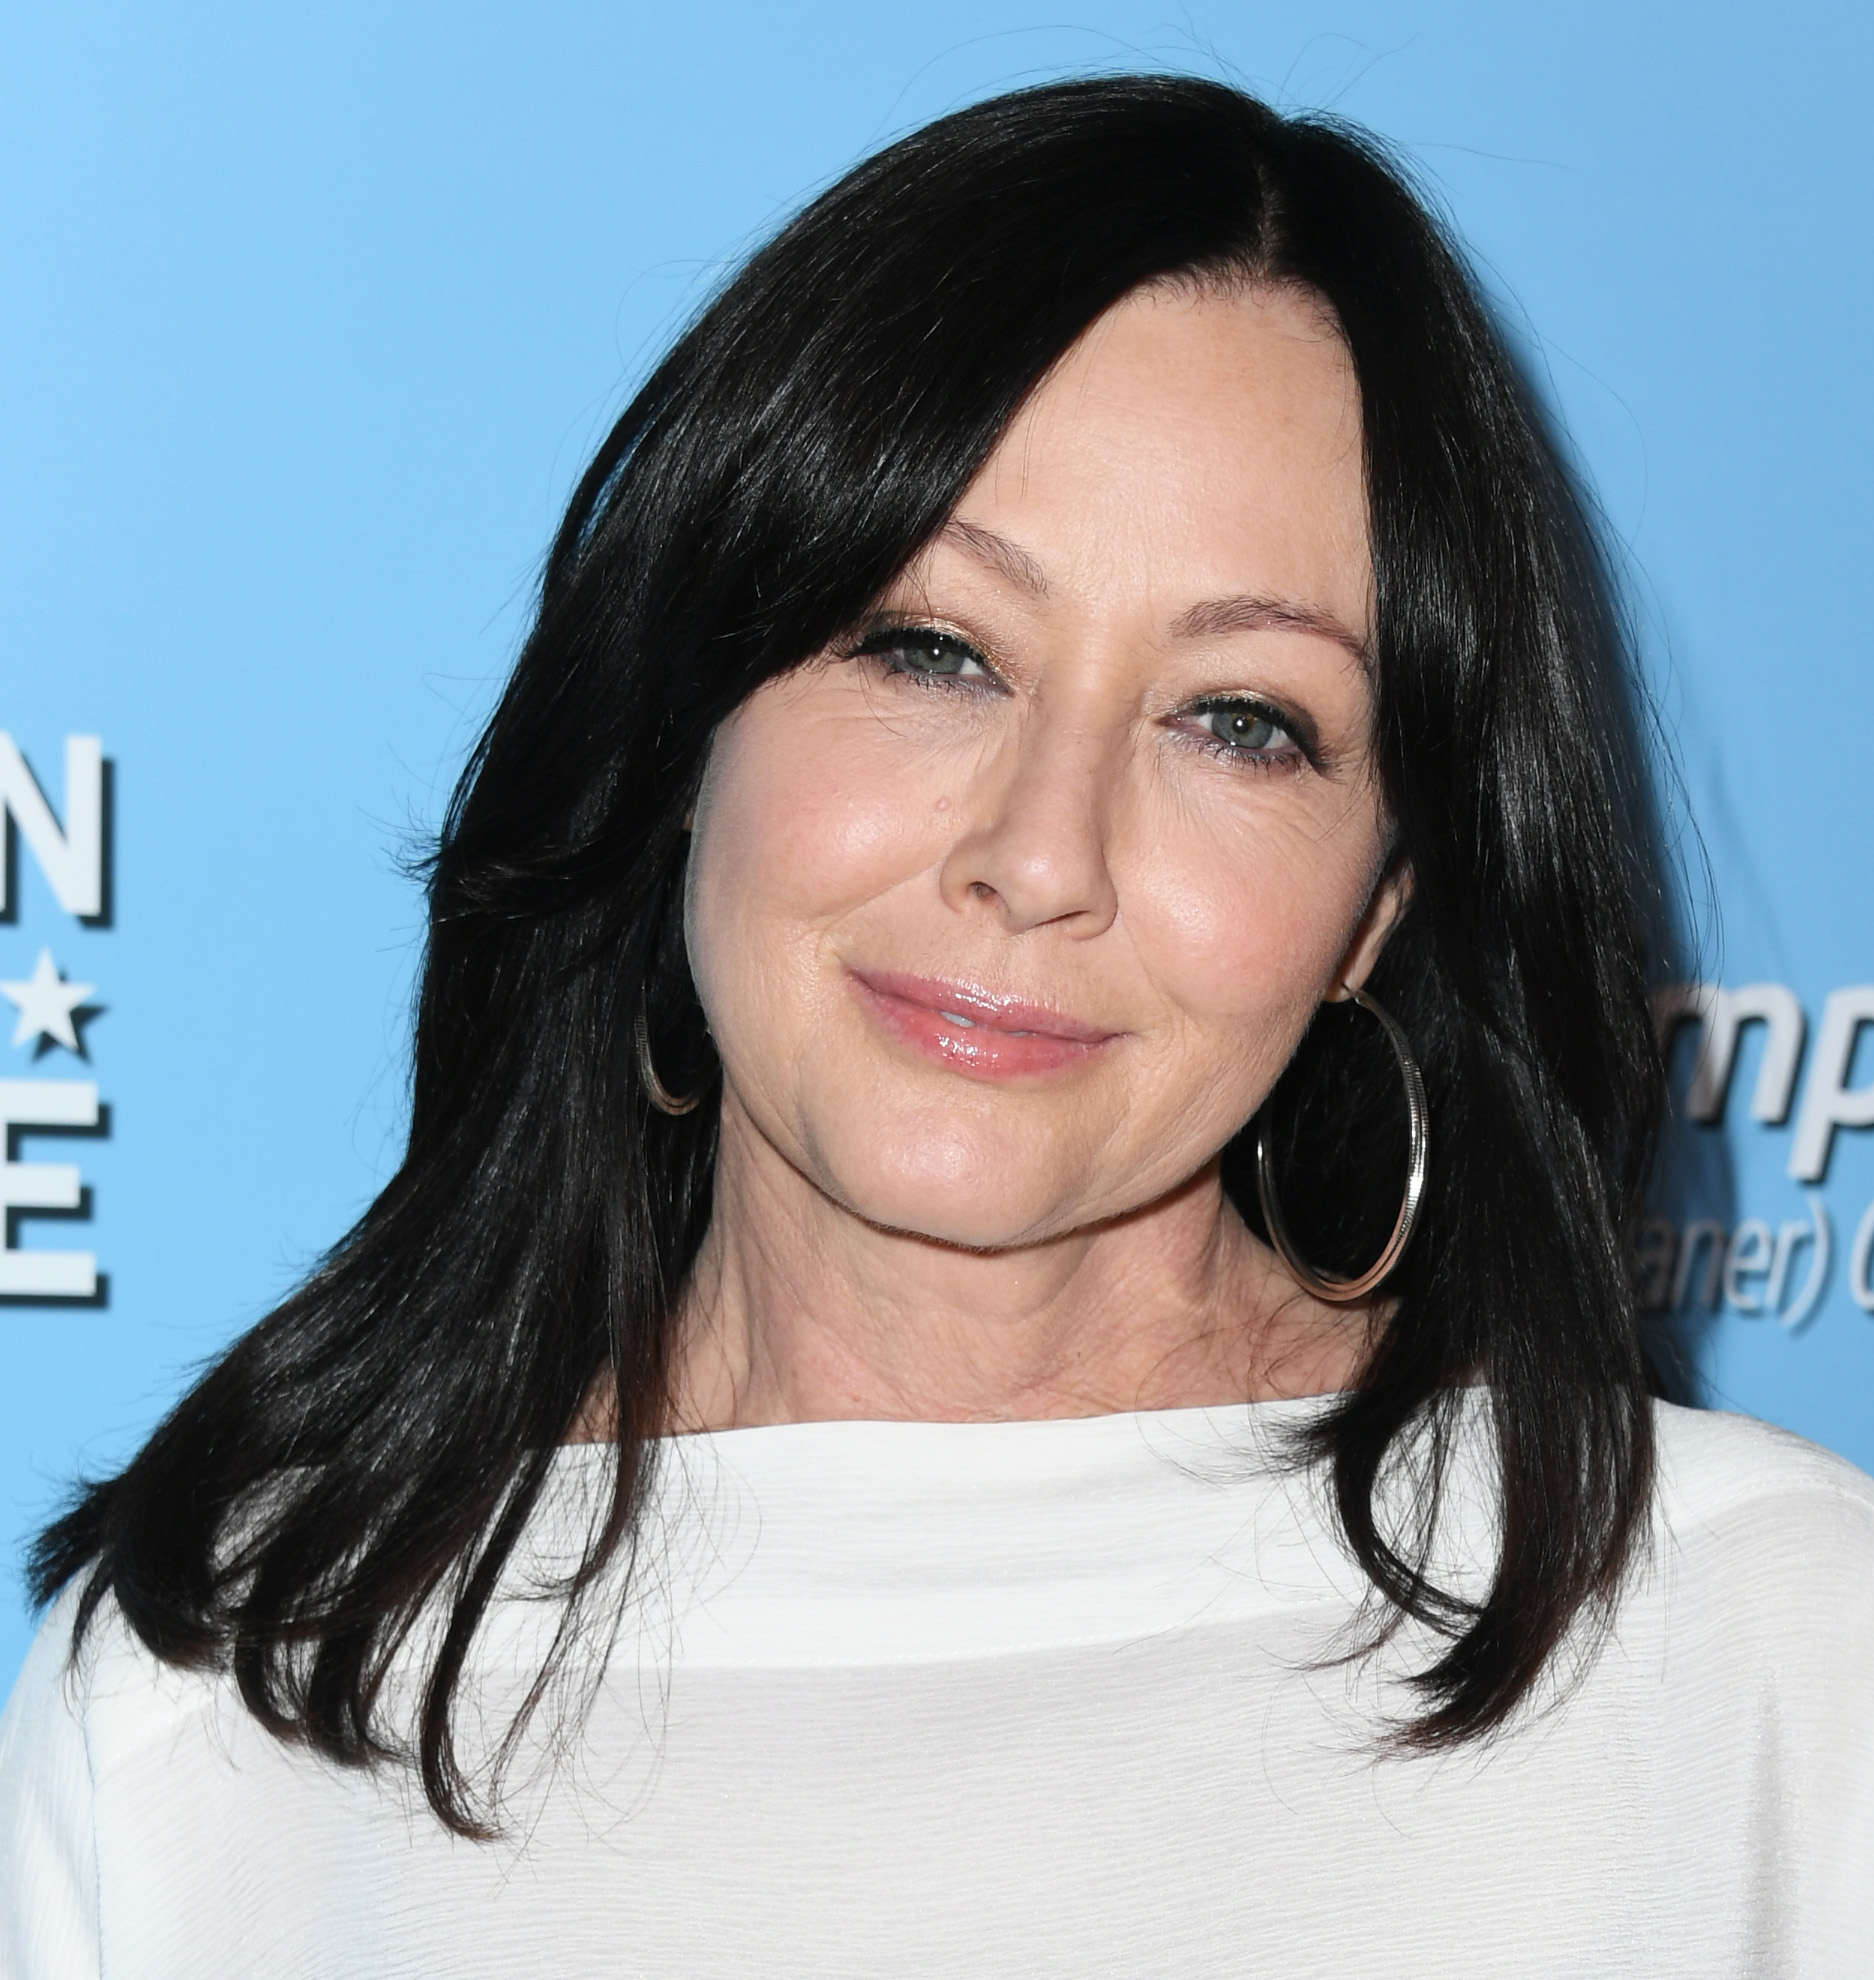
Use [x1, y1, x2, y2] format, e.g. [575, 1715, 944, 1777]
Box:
[817, 1116, 1084, 1251]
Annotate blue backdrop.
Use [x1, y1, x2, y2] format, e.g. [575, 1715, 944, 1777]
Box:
[4, 0, 1871, 1691]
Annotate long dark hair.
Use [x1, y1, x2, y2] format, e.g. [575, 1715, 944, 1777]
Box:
[32, 74, 1667, 1834]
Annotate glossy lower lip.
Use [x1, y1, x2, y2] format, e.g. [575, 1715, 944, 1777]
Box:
[849, 969, 1118, 1080]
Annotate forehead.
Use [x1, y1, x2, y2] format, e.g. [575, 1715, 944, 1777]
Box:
[952, 283, 1370, 636]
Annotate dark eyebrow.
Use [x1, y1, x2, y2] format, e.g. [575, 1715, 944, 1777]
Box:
[934, 522, 1367, 662]
[938, 519, 1050, 596]
[1170, 593, 1370, 664]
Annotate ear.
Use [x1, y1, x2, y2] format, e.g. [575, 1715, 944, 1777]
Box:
[1328, 859, 1414, 1003]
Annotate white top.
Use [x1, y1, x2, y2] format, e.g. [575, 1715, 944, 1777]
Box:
[2, 1397, 1871, 1978]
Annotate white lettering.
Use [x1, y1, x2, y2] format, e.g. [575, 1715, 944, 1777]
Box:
[1723, 1219, 1774, 1312]
[1851, 1202, 1874, 1316]
[1673, 1219, 1726, 1310]
[1695, 984, 1805, 1123]
[0, 734, 103, 920]
[1767, 1218, 1811, 1315]
[1656, 983, 1808, 1125]
[1781, 1196, 1831, 1330]
[0, 1079, 99, 1298]
[1788, 987, 1874, 1182]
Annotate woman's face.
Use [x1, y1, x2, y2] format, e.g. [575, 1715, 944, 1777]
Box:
[686, 282, 1404, 1250]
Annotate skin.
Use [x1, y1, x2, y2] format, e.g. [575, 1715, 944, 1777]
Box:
[665, 280, 1409, 1432]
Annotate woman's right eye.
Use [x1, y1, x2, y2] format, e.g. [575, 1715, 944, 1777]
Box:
[854, 627, 993, 682]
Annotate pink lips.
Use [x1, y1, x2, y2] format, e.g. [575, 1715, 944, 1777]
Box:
[849, 969, 1117, 1080]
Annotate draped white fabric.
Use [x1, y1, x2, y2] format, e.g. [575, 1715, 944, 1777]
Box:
[2, 1397, 1871, 1977]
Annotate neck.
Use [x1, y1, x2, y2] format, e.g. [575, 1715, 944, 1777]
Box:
[661, 1100, 1371, 1434]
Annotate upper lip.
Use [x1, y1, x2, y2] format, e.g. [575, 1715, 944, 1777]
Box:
[850, 969, 1118, 1043]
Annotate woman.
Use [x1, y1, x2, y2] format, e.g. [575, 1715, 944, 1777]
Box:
[2, 73, 1869, 1977]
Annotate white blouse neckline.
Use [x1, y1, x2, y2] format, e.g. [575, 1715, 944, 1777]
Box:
[529, 1395, 1367, 1668]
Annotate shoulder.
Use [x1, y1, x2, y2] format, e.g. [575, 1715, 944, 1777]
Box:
[1646, 1401, 1874, 1648]
[0, 1582, 113, 1976]
[2, 1580, 95, 1786]
[1638, 1406, 1874, 1955]
[1652, 1399, 1874, 1538]
[2, 1575, 226, 1800]
[2, 1575, 297, 1976]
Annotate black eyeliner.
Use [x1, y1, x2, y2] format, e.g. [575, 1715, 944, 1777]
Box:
[846, 620, 1000, 680]
[1187, 692, 1322, 766]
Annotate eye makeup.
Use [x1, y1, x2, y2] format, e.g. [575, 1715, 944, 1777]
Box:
[1177, 693, 1321, 771]
[844, 615, 1335, 774]
[846, 621, 1001, 688]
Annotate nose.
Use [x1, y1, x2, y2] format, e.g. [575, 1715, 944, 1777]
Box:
[937, 698, 1122, 937]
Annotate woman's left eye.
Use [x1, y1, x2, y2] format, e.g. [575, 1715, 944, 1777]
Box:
[1191, 702, 1298, 757]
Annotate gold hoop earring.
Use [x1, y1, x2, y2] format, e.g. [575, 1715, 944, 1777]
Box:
[635, 1008, 703, 1117]
[1255, 983, 1429, 1304]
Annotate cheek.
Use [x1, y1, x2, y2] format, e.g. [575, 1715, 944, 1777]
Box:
[684, 688, 951, 1015]
[1128, 805, 1380, 1048]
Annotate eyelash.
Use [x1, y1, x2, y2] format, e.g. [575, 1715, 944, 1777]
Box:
[1180, 697, 1313, 773]
[849, 624, 999, 689]
[847, 622, 1316, 772]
